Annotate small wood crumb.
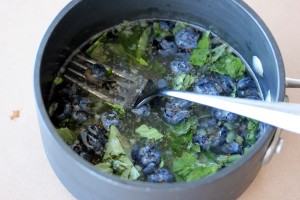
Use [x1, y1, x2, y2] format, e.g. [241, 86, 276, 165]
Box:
[10, 110, 20, 121]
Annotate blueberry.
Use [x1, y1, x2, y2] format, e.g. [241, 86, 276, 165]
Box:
[220, 142, 242, 154]
[156, 38, 178, 57]
[192, 134, 210, 150]
[79, 125, 108, 156]
[131, 145, 161, 174]
[159, 21, 172, 31]
[142, 163, 157, 175]
[197, 118, 219, 135]
[72, 97, 91, 112]
[194, 79, 220, 95]
[170, 60, 191, 74]
[147, 168, 175, 183]
[227, 112, 238, 122]
[131, 146, 140, 162]
[212, 108, 238, 122]
[237, 76, 258, 98]
[198, 118, 217, 128]
[219, 75, 235, 95]
[162, 99, 192, 125]
[156, 79, 168, 89]
[84, 64, 107, 82]
[62, 83, 78, 99]
[92, 64, 106, 80]
[131, 104, 151, 117]
[101, 111, 121, 131]
[166, 98, 193, 110]
[162, 109, 189, 125]
[210, 127, 227, 147]
[72, 110, 88, 123]
[57, 102, 72, 119]
[138, 146, 161, 168]
[174, 52, 191, 61]
[175, 28, 199, 49]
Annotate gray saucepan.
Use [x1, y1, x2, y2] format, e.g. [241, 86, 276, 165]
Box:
[33, 0, 299, 199]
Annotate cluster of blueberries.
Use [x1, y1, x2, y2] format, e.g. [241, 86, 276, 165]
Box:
[162, 75, 259, 126]
[153, 21, 199, 57]
[131, 145, 175, 183]
[152, 22, 260, 156]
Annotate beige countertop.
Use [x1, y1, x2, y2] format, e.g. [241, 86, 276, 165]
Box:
[0, 0, 299, 199]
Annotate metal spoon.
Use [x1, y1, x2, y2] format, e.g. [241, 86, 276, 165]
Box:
[135, 90, 300, 134]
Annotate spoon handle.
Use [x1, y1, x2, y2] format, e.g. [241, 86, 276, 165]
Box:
[161, 90, 300, 134]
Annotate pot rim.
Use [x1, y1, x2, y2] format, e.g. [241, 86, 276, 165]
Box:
[34, 0, 285, 191]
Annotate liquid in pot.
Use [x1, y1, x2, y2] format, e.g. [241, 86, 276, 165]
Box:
[48, 19, 264, 183]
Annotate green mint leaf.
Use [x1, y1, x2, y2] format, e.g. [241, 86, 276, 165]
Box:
[118, 155, 140, 180]
[56, 127, 77, 145]
[103, 125, 125, 159]
[165, 119, 199, 157]
[210, 44, 227, 63]
[226, 131, 236, 143]
[102, 125, 140, 180]
[216, 154, 241, 166]
[246, 119, 259, 145]
[173, 152, 220, 182]
[173, 152, 198, 177]
[153, 22, 172, 38]
[185, 164, 220, 182]
[236, 135, 244, 146]
[95, 162, 113, 174]
[135, 124, 164, 140]
[104, 102, 125, 116]
[190, 31, 211, 67]
[86, 32, 108, 55]
[209, 53, 246, 79]
[172, 74, 195, 90]
[54, 77, 63, 85]
[197, 31, 210, 49]
[136, 26, 151, 61]
[173, 117, 198, 136]
[136, 57, 148, 66]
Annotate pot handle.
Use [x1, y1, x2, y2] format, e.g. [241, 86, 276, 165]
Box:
[262, 78, 300, 165]
[286, 77, 300, 88]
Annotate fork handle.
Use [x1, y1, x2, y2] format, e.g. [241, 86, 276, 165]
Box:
[161, 90, 300, 134]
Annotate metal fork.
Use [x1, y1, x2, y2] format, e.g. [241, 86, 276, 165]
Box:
[135, 90, 300, 134]
[63, 53, 149, 109]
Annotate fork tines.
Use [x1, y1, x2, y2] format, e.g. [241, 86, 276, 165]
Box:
[63, 53, 148, 109]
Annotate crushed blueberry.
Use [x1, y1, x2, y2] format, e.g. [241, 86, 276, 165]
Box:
[170, 60, 191, 74]
[212, 108, 238, 122]
[72, 110, 88, 123]
[237, 76, 258, 98]
[194, 79, 220, 95]
[79, 125, 108, 156]
[156, 79, 168, 89]
[101, 111, 121, 131]
[155, 38, 178, 57]
[72, 97, 91, 112]
[147, 168, 175, 183]
[131, 104, 151, 117]
[219, 75, 235, 95]
[175, 28, 199, 49]
[131, 145, 161, 175]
